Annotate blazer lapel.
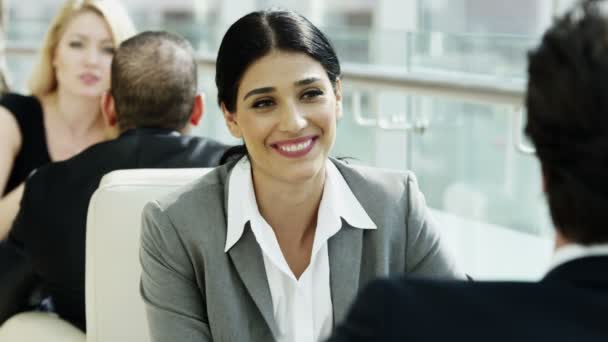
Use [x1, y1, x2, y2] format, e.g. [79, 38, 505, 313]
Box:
[228, 225, 279, 338]
[328, 220, 363, 324]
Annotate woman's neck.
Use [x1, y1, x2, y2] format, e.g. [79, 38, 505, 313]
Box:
[48, 88, 104, 137]
[252, 163, 326, 243]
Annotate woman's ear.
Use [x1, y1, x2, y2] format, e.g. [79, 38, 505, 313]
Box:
[221, 103, 242, 138]
[335, 78, 343, 120]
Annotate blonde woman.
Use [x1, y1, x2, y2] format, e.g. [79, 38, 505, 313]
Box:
[0, 0, 135, 239]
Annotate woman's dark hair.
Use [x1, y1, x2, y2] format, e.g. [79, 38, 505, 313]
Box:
[216, 9, 342, 164]
[525, 0, 608, 244]
[215, 9, 341, 113]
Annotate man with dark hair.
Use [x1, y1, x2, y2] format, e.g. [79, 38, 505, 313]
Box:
[327, 1, 608, 341]
[0, 31, 229, 331]
[110, 31, 200, 131]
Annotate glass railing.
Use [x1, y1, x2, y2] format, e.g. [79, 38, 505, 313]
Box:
[6, 12, 538, 78]
[408, 31, 537, 79]
[2, 25, 548, 234]
[334, 85, 551, 233]
[324, 26, 537, 80]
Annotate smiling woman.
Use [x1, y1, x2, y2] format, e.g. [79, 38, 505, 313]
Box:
[225, 51, 341, 190]
[0, 0, 135, 239]
[139, 9, 465, 342]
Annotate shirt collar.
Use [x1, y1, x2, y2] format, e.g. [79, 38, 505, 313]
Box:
[224, 157, 377, 253]
[322, 159, 377, 230]
[225, 157, 257, 252]
[549, 242, 608, 271]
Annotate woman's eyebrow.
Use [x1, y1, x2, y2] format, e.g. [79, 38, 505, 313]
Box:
[67, 33, 89, 40]
[243, 77, 321, 100]
[67, 34, 113, 43]
[243, 86, 275, 101]
[295, 77, 320, 87]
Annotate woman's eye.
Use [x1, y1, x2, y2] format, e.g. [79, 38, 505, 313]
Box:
[302, 89, 324, 100]
[68, 41, 83, 48]
[252, 99, 274, 109]
[101, 46, 116, 55]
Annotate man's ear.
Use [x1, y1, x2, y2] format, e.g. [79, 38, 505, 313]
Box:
[189, 94, 204, 126]
[335, 78, 343, 120]
[221, 102, 242, 138]
[101, 90, 118, 127]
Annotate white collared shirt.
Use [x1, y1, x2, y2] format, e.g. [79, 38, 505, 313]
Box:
[549, 242, 608, 271]
[225, 157, 377, 342]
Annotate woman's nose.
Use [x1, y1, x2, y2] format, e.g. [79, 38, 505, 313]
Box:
[278, 103, 307, 132]
[84, 48, 100, 65]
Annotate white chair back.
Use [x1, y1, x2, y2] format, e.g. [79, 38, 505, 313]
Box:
[85, 168, 212, 342]
[0, 312, 85, 342]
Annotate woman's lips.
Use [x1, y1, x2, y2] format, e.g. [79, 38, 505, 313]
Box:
[79, 73, 100, 85]
[271, 136, 318, 158]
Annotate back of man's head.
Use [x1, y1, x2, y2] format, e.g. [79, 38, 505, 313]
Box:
[111, 31, 197, 131]
[526, 0, 608, 244]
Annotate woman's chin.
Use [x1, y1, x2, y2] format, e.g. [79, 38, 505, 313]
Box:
[274, 162, 326, 186]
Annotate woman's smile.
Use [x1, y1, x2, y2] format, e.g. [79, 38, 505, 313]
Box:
[271, 135, 319, 158]
[224, 51, 342, 185]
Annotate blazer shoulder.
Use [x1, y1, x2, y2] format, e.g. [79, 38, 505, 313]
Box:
[183, 136, 230, 156]
[142, 163, 235, 257]
[188, 136, 230, 150]
[332, 159, 417, 202]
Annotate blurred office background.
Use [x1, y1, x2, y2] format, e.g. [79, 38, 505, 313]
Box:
[1, 0, 582, 279]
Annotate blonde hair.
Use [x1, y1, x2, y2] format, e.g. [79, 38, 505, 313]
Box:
[28, 0, 136, 96]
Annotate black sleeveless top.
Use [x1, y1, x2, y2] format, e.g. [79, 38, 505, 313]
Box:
[2, 93, 51, 196]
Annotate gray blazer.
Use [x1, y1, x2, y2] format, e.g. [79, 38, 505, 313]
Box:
[140, 159, 463, 342]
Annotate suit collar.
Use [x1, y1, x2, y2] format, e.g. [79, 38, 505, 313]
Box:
[328, 221, 364, 324]
[218, 161, 278, 338]
[119, 127, 180, 137]
[326, 159, 378, 323]
[227, 224, 279, 338]
[543, 255, 608, 285]
[549, 242, 608, 271]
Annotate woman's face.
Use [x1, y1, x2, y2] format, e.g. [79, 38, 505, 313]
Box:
[53, 10, 115, 98]
[224, 51, 342, 186]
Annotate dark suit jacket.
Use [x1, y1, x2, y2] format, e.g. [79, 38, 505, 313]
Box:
[327, 255, 608, 342]
[2, 128, 229, 331]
